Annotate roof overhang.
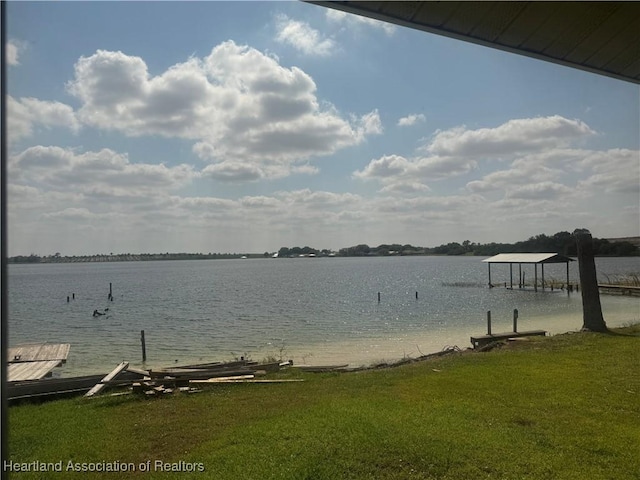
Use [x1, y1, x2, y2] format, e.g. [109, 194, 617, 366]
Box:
[482, 253, 574, 264]
[309, 1, 640, 84]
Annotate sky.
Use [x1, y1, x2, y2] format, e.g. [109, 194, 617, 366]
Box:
[5, 1, 640, 256]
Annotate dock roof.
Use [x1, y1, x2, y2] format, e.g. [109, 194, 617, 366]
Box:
[482, 253, 574, 264]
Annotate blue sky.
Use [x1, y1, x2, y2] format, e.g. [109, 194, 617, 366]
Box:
[6, 1, 639, 256]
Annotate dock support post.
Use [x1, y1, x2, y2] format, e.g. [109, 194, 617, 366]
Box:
[487, 311, 492, 335]
[542, 263, 545, 290]
[566, 262, 570, 292]
[534, 264, 538, 292]
[509, 263, 513, 289]
[141, 330, 146, 362]
[519, 263, 522, 288]
[488, 263, 492, 287]
[377, 292, 381, 302]
[513, 309, 518, 332]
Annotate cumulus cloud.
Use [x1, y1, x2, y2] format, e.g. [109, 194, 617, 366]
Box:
[505, 181, 573, 200]
[426, 116, 595, 158]
[275, 14, 335, 56]
[576, 148, 640, 194]
[8, 96, 80, 141]
[6, 40, 22, 66]
[10, 146, 195, 193]
[353, 152, 476, 192]
[325, 9, 396, 35]
[397, 113, 425, 127]
[356, 116, 598, 193]
[66, 42, 381, 180]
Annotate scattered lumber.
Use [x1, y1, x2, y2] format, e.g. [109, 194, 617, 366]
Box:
[84, 362, 129, 397]
[297, 364, 349, 373]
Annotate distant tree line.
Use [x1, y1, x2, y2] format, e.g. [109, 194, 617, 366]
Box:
[280, 232, 638, 258]
[8, 232, 638, 264]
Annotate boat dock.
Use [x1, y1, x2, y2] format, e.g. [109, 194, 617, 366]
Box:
[470, 310, 547, 349]
[8, 343, 71, 381]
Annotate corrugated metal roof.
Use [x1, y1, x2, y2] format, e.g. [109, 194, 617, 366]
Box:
[311, 1, 640, 84]
[482, 253, 574, 264]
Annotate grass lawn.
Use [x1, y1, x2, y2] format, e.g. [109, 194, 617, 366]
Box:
[7, 325, 640, 479]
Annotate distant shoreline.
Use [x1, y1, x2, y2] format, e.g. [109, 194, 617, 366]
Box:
[8, 234, 640, 264]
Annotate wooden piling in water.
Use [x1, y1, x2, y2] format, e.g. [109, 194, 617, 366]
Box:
[513, 308, 518, 332]
[487, 311, 492, 335]
[141, 330, 147, 362]
[377, 292, 381, 302]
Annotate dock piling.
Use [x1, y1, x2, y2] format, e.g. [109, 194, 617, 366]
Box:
[487, 311, 492, 335]
[141, 330, 147, 362]
[513, 308, 519, 332]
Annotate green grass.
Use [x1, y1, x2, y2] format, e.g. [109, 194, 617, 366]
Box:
[8, 325, 640, 479]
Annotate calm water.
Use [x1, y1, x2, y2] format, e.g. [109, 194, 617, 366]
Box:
[8, 256, 640, 376]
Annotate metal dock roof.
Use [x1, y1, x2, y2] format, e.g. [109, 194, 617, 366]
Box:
[482, 253, 574, 264]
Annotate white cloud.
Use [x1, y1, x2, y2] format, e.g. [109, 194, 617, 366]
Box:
[10, 146, 195, 193]
[325, 9, 396, 36]
[356, 116, 598, 193]
[353, 152, 476, 191]
[275, 14, 336, 56]
[397, 113, 425, 127]
[505, 181, 573, 200]
[576, 149, 640, 194]
[6, 40, 22, 66]
[426, 116, 595, 158]
[66, 42, 381, 181]
[8, 96, 80, 141]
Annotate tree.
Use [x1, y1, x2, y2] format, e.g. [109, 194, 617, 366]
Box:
[573, 229, 608, 333]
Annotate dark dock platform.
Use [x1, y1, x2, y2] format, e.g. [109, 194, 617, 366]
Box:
[470, 330, 547, 349]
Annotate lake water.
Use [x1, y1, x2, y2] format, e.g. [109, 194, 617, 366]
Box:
[8, 256, 640, 376]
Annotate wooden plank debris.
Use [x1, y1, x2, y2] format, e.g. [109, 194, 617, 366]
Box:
[297, 364, 349, 373]
[84, 362, 129, 397]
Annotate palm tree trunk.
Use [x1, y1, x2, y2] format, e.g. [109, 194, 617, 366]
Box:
[573, 229, 608, 332]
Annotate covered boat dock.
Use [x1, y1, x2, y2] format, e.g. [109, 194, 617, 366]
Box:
[482, 253, 574, 291]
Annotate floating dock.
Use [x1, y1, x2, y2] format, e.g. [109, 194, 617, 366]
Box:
[8, 343, 71, 381]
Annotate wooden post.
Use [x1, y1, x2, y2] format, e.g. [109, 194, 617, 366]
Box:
[542, 263, 545, 290]
[488, 263, 492, 287]
[513, 309, 518, 332]
[566, 261, 570, 291]
[141, 330, 147, 362]
[415, 291, 418, 300]
[534, 264, 538, 292]
[509, 263, 513, 289]
[519, 263, 522, 288]
[487, 311, 492, 335]
[377, 292, 381, 302]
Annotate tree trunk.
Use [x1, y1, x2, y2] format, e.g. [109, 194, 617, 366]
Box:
[573, 229, 608, 332]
